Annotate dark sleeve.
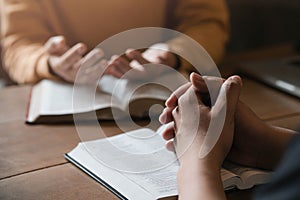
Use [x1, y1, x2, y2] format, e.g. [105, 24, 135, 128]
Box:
[254, 133, 300, 200]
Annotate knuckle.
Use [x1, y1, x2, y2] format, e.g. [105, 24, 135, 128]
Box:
[66, 55, 80, 65]
[49, 58, 60, 69]
[225, 79, 240, 91]
[178, 96, 185, 105]
[171, 107, 178, 118]
[223, 82, 233, 93]
[179, 90, 196, 106]
[199, 106, 211, 118]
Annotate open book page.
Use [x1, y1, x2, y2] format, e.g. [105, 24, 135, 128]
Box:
[122, 162, 178, 199]
[81, 128, 179, 199]
[67, 126, 270, 200]
[98, 71, 187, 111]
[28, 72, 186, 122]
[223, 162, 271, 190]
[68, 143, 156, 200]
[221, 168, 241, 190]
[27, 80, 120, 122]
[68, 128, 178, 200]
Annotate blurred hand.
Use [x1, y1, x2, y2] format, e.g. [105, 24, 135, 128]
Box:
[160, 73, 242, 168]
[44, 35, 69, 56]
[105, 43, 178, 80]
[45, 36, 106, 83]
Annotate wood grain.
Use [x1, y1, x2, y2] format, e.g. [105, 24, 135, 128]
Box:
[267, 114, 300, 131]
[240, 78, 300, 120]
[0, 164, 119, 200]
[0, 86, 30, 123]
[0, 163, 253, 200]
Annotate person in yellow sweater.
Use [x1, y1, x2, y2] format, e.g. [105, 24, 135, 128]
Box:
[0, 0, 229, 84]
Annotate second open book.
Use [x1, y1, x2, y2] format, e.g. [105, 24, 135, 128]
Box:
[66, 126, 271, 200]
[26, 71, 185, 123]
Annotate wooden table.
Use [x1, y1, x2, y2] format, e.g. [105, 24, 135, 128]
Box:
[1, 47, 300, 200]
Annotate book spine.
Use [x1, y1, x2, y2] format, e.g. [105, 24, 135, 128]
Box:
[25, 86, 34, 123]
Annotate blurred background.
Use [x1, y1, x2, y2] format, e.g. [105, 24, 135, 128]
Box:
[227, 0, 300, 52]
[1, 0, 300, 87]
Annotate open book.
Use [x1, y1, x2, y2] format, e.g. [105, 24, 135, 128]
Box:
[26, 72, 185, 124]
[65, 127, 271, 200]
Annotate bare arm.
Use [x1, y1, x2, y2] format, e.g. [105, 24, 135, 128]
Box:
[178, 161, 226, 200]
[230, 105, 296, 170]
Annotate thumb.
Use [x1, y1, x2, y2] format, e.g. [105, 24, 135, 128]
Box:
[213, 75, 242, 119]
[198, 76, 242, 158]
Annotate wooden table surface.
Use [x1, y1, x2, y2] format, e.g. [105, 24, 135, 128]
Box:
[0, 46, 299, 200]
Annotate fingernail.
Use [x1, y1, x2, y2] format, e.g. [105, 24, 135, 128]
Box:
[78, 47, 85, 54]
[165, 98, 172, 107]
[53, 36, 63, 44]
[95, 49, 103, 58]
[231, 76, 242, 86]
[191, 72, 203, 84]
[111, 55, 119, 60]
[159, 114, 166, 124]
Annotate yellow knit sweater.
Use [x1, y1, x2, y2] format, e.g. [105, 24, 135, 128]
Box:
[0, 0, 229, 83]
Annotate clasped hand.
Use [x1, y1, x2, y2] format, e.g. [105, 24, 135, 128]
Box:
[159, 73, 242, 169]
[159, 72, 292, 171]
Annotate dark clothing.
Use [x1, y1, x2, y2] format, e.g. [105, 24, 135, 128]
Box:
[254, 134, 300, 200]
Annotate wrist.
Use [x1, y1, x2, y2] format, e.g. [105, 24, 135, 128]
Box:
[178, 147, 223, 172]
[177, 159, 225, 200]
[178, 158, 220, 178]
[36, 53, 60, 81]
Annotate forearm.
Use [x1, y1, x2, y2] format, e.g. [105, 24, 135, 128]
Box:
[234, 102, 297, 170]
[2, 43, 57, 84]
[177, 162, 226, 200]
[257, 124, 296, 170]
